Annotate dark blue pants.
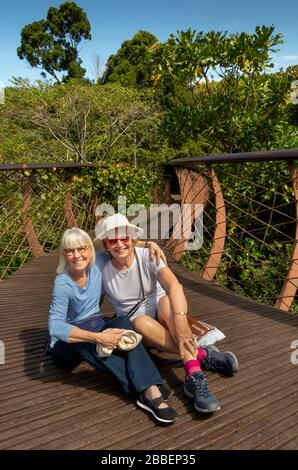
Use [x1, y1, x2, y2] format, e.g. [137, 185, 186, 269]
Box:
[51, 316, 163, 394]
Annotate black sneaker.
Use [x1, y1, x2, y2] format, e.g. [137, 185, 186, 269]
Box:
[184, 372, 220, 414]
[202, 346, 239, 376]
[137, 392, 177, 423]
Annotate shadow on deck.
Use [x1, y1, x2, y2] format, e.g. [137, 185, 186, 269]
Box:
[0, 250, 297, 450]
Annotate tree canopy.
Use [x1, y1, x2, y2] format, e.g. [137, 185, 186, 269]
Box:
[17, 1, 91, 83]
[4, 21, 298, 306]
[149, 26, 297, 153]
[102, 30, 158, 88]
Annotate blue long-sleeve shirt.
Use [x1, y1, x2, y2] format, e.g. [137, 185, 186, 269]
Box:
[48, 253, 108, 347]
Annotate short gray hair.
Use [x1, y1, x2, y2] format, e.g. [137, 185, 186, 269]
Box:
[57, 228, 96, 273]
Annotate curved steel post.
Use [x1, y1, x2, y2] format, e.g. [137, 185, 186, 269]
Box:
[276, 163, 298, 311]
[201, 167, 227, 281]
[64, 191, 76, 228]
[166, 168, 210, 260]
[22, 174, 44, 257]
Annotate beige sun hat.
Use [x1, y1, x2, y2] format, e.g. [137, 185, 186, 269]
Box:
[93, 213, 144, 251]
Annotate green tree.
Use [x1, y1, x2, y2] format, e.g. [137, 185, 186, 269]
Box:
[17, 1, 91, 83]
[0, 80, 167, 165]
[102, 30, 158, 88]
[152, 26, 294, 154]
[286, 65, 298, 126]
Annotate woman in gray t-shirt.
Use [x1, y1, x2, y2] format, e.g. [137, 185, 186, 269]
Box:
[94, 215, 195, 361]
[95, 214, 239, 415]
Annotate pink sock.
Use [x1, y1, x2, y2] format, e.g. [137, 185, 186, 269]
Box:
[197, 347, 207, 363]
[184, 359, 201, 377]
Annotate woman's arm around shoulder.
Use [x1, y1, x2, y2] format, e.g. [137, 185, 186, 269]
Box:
[137, 240, 167, 265]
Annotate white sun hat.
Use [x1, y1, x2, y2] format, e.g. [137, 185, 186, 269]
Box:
[93, 213, 144, 245]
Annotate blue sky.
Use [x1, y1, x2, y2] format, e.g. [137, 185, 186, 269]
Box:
[0, 0, 298, 86]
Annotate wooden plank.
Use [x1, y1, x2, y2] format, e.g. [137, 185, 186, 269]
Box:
[0, 249, 297, 450]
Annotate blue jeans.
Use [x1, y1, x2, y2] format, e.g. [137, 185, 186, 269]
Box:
[51, 316, 163, 394]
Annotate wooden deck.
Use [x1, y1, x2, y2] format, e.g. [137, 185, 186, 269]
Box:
[0, 250, 297, 450]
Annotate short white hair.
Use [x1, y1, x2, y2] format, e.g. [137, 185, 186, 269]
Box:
[57, 228, 96, 273]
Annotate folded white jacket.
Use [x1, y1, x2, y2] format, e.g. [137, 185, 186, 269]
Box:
[96, 329, 143, 357]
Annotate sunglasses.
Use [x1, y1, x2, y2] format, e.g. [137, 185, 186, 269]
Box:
[64, 245, 89, 256]
[106, 236, 131, 247]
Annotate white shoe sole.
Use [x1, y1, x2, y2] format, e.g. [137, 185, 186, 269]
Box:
[224, 351, 240, 373]
[184, 387, 220, 414]
[205, 347, 240, 375]
[136, 399, 176, 423]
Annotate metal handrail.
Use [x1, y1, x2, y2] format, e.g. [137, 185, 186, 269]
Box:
[0, 162, 99, 172]
[0, 164, 98, 280]
[168, 154, 298, 312]
[168, 148, 298, 166]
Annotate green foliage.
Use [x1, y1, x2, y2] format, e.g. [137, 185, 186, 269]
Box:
[0, 163, 162, 279]
[17, 1, 91, 82]
[181, 159, 298, 309]
[182, 241, 292, 307]
[0, 81, 167, 165]
[2, 22, 298, 310]
[102, 31, 158, 88]
[79, 163, 158, 208]
[151, 26, 297, 154]
[0, 176, 31, 279]
[0, 167, 94, 279]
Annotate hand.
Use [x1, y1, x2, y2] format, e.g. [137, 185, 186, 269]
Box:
[147, 241, 167, 265]
[95, 328, 124, 349]
[174, 316, 196, 359]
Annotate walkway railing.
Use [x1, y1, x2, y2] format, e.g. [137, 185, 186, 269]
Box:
[167, 149, 298, 312]
[0, 163, 97, 280]
[2, 150, 298, 313]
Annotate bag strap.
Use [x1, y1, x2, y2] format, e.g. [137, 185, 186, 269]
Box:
[127, 249, 146, 318]
[135, 249, 145, 300]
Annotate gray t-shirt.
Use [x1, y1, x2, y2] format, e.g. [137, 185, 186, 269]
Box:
[102, 247, 166, 319]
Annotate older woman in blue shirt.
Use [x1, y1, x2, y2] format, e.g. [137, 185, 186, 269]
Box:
[48, 227, 177, 424]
